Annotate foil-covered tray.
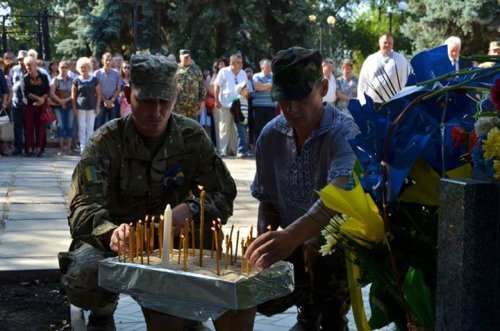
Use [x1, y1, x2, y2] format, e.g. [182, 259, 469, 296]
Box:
[98, 257, 294, 321]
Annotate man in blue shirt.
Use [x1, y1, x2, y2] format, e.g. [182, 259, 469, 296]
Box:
[252, 59, 275, 143]
[94, 52, 122, 129]
[247, 46, 359, 330]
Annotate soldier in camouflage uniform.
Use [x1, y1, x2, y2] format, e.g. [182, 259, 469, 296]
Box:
[59, 55, 241, 330]
[173, 49, 206, 120]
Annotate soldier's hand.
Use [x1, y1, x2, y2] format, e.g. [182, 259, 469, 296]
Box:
[215, 100, 221, 109]
[109, 223, 131, 254]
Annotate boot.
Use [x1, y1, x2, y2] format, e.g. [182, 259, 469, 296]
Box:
[290, 304, 319, 331]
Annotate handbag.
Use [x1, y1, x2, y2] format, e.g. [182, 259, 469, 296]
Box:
[0, 109, 9, 125]
[0, 110, 14, 142]
[205, 93, 215, 115]
[40, 104, 56, 123]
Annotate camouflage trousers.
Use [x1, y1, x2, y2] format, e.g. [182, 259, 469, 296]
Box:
[59, 242, 119, 310]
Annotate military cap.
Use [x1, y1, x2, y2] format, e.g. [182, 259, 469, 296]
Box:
[490, 41, 500, 51]
[271, 46, 323, 101]
[130, 54, 177, 101]
[179, 49, 191, 57]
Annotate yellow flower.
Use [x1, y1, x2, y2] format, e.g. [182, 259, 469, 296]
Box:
[483, 127, 500, 160]
[494, 160, 500, 180]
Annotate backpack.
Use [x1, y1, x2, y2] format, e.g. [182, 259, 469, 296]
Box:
[229, 98, 245, 124]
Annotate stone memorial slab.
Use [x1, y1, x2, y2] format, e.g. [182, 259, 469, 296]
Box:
[437, 178, 500, 330]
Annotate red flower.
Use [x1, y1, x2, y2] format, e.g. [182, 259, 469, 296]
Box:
[491, 79, 500, 111]
[451, 126, 467, 146]
[469, 131, 479, 148]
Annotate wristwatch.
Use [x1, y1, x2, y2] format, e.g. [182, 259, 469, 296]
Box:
[185, 200, 200, 221]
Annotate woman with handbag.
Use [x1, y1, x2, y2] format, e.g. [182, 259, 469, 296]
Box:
[50, 61, 75, 156]
[23, 56, 50, 157]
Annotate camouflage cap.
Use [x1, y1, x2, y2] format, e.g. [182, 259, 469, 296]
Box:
[271, 46, 323, 101]
[130, 54, 177, 101]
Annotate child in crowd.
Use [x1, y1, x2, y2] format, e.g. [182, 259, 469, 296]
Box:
[231, 81, 250, 158]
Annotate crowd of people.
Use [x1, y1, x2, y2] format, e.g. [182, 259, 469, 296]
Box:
[1, 34, 498, 331]
[0, 43, 368, 159]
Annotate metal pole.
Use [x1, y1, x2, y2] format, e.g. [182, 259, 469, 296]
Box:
[37, 12, 43, 57]
[319, 25, 323, 55]
[389, 12, 393, 34]
[42, 9, 50, 60]
[133, 1, 138, 54]
[2, 16, 7, 54]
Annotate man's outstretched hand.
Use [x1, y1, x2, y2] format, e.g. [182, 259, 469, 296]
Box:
[246, 230, 297, 271]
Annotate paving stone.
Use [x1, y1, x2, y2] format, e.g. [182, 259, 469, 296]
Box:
[5, 219, 69, 231]
[0, 229, 70, 245]
[0, 256, 60, 271]
[8, 195, 65, 204]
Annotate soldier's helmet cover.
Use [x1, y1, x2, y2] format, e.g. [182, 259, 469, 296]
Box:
[130, 54, 178, 101]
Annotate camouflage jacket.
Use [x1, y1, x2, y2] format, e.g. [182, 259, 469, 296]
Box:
[174, 64, 206, 119]
[68, 114, 236, 251]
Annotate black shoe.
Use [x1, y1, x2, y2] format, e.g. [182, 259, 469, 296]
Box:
[12, 150, 22, 156]
[24, 152, 33, 157]
[36, 152, 44, 157]
[183, 321, 210, 331]
[87, 313, 116, 331]
[290, 305, 319, 331]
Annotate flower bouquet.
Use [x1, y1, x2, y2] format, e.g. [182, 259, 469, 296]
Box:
[320, 47, 499, 331]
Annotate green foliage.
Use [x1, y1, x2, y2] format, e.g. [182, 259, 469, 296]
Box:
[400, 0, 500, 55]
[346, 8, 413, 74]
[5, 0, 497, 67]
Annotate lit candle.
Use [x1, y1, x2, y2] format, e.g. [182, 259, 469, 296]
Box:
[190, 219, 195, 256]
[161, 204, 172, 267]
[214, 226, 220, 276]
[183, 228, 188, 271]
[198, 186, 206, 267]
[129, 223, 134, 263]
[234, 229, 240, 264]
[158, 216, 163, 258]
[117, 232, 121, 262]
[224, 234, 229, 269]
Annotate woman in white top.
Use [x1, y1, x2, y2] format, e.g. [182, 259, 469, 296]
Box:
[71, 57, 101, 154]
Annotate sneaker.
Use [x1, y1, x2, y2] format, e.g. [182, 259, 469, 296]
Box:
[290, 306, 319, 331]
[236, 152, 244, 158]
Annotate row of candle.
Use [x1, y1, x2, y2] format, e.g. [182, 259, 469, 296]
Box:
[115, 210, 257, 275]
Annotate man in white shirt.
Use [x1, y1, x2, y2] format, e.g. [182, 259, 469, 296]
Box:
[445, 36, 462, 72]
[357, 33, 410, 106]
[214, 54, 252, 157]
[321, 58, 337, 105]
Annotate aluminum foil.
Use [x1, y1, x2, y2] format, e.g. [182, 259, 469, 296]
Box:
[98, 258, 294, 321]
